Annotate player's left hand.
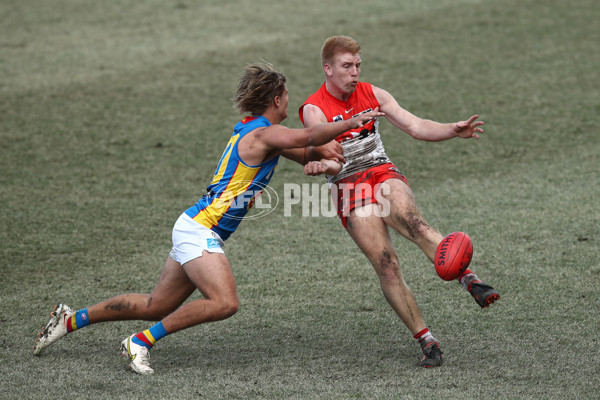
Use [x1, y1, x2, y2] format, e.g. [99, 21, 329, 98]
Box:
[454, 115, 484, 139]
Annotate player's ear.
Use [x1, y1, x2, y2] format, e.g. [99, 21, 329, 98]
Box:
[323, 63, 332, 77]
[273, 95, 281, 108]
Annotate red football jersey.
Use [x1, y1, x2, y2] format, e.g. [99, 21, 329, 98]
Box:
[300, 82, 391, 182]
[300, 82, 380, 143]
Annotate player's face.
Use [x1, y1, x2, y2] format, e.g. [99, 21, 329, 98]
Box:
[329, 52, 361, 94]
[277, 86, 289, 120]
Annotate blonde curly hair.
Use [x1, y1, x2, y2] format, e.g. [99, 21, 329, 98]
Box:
[233, 63, 287, 115]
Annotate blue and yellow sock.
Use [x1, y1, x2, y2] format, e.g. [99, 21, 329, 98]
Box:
[131, 321, 169, 349]
[66, 308, 90, 333]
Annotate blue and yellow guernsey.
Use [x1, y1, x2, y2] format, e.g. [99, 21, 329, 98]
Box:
[184, 115, 279, 241]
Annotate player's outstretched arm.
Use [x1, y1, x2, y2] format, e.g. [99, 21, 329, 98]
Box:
[240, 110, 381, 166]
[261, 109, 383, 150]
[373, 85, 484, 141]
[281, 141, 345, 165]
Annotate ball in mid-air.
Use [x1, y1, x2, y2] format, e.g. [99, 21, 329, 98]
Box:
[434, 232, 473, 281]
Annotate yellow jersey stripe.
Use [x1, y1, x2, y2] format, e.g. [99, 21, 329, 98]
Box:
[193, 163, 259, 227]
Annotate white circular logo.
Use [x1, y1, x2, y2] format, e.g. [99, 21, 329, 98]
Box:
[223, 181, 279, 220]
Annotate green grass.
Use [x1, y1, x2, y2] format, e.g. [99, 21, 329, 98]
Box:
[1, 0, 599, 398]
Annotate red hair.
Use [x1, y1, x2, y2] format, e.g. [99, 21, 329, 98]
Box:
[321, 35, 361, 66]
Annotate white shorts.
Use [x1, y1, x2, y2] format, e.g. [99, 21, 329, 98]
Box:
[169, 213, 225, 265]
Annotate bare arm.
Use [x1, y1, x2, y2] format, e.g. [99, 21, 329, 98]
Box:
[304, 158, 343, 176]
[260, 109, 381, 150]
[298, 104, 346, 164]
[280, 148, 306, 164]
[239, 109, 382, 166]
[285, 104, 344, 171]
[372, 85, 484, 141]
[280, 141, 345, 165]
[302, 103, 328, 128]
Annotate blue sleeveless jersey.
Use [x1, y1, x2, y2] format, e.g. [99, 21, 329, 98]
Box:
[184, 115, 279, 241]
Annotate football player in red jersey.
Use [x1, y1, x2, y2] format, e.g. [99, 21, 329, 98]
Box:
[300, 36, 500, 367]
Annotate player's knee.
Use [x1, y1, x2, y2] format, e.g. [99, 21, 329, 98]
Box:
[376, 250, 401, 283]
[225, 297, 239, 318]
[217, 295, 239, 319]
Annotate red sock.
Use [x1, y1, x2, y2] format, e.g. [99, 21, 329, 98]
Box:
[414, 328, 436, 348]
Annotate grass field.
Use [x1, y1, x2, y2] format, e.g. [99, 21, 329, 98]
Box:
[1, 0, 599, 398]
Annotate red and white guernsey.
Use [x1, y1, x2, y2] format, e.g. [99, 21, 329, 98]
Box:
[299, 82, 391, 183]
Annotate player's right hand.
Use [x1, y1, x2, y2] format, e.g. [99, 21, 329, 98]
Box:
[351, 107, 384, 128]
[313, 141, 345, 164]
[304, 161, 327, 176]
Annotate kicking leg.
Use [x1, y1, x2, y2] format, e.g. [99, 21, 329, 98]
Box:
[379, 179, 499, 308]
[378, 178, 442, 261]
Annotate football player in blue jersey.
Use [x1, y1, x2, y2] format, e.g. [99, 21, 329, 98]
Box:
[33, 63, 382, 375]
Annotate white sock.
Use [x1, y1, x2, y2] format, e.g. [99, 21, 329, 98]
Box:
[460, 273, 479, 291]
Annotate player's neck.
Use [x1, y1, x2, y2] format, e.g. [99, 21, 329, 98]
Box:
[325, 81, 353, 103]
[261, 107, 285, 125]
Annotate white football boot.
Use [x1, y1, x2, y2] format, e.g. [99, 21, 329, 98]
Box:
[120, 334, 154, 375]
[34, 304, 75, 355]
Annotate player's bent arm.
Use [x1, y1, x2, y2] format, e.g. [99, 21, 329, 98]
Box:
[280, 148, 306, 164]
[280, 148, 330, 165]
[373, 86, 458, 142]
